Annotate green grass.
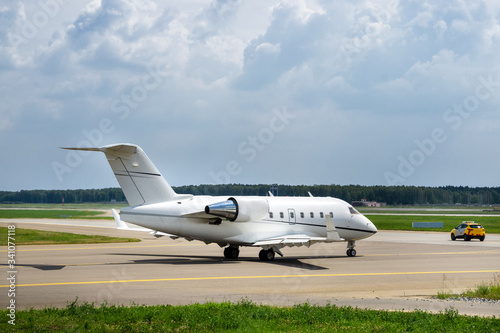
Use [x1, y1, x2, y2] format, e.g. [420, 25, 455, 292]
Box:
[0, 227, 139, 245]
[0, 209, 112, 219]
[1, 300, 498, 332]
[366, 215, 500, 234]
[0, 203, 128, 209]
[358, 206, 500, 215]
[462, 280, 500, 300]
[436, 290, 454, 299]
[437, 278, 500, 301]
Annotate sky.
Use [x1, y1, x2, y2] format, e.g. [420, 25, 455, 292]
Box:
[1, 0, 500, 191]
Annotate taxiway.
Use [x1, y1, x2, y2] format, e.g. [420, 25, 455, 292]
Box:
[1, 219, 499, 316]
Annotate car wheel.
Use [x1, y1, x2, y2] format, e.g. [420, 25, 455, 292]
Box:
[451, 233, 456, 241]
[464, 235, 470, 241]
[480, 236, 485, 242]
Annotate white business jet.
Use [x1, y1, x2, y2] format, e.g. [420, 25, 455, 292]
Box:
[64, 144, 377, 261]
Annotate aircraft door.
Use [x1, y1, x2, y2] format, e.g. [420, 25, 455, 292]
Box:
[288, 209, 296, 225]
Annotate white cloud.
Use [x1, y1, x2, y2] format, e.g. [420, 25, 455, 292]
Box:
[1, 0, 500, 190]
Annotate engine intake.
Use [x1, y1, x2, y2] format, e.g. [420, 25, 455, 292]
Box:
[205, 197, 269, 222]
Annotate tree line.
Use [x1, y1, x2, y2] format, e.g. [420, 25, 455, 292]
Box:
[1, 185, 500, 205]
[0, 188, 126, 204]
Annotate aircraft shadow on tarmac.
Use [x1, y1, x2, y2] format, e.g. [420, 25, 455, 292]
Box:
[107, 253, 350, 270]
[1, 254, 350, 271]
[1, 263, 66, 271]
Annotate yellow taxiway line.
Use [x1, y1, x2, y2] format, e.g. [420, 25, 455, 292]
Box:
[2, 270, 500, 288]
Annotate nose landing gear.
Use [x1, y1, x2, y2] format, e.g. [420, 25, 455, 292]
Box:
[346, 241, 356, 257]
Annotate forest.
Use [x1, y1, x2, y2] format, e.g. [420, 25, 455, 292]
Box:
[1, 185, 500, 206]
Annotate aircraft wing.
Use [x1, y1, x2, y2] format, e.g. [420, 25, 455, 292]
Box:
[111, 209, 176, 239]
[252, 234, 330, 248]
[253, 215, 344, 248]
[180, 210, 212, 219]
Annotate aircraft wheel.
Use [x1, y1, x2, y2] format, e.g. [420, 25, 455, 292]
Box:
[259, 249, 275, 261]
[451, 233, 456, 241]
[347, 249, 356, 257]
[224, 246, 239, 259]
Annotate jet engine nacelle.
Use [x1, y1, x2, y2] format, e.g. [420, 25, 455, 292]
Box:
[205, 196, 269, 222]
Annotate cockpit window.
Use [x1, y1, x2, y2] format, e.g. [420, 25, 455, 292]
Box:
[349, 206, 359, 215]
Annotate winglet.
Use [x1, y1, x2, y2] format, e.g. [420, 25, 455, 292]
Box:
[112, 209, 129, 230]
[326, 215, 342, 241]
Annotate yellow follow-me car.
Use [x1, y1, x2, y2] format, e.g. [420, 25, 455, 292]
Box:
[451, 221, 485, 241]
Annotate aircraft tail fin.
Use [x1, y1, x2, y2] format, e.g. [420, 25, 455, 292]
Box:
[63, 143, 188, 206]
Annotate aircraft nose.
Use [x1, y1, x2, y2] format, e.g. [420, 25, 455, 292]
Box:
[364, 215, 377, 233]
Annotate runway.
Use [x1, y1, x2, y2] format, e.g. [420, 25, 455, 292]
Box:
[1, 219, 500, 316]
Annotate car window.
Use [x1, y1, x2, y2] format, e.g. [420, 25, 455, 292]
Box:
[469, 224, 482, 229]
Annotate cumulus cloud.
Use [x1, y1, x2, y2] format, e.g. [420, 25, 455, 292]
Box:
[1, 0, 500, 190]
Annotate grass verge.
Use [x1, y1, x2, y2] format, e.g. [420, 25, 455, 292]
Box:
[1, 300, 499, 332]
[462, 282, 500, 300]
[0, 209, 112, 219]
[0, 227, 139, 245]
[438, 278, 500, 301]
[366, 214, 500, 234]
[0, 203, 128, 209]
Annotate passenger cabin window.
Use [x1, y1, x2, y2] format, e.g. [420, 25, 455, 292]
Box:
[349, 207, 360, 214]
[300, 212, 304, 218]
[290, 212, 295, 219]
[280, 212, 284, 219]
[310, 212, 314, 218]
[269, 212, 273, 219]
[320, 212, 324, 218]
[329, 212, 333, 218]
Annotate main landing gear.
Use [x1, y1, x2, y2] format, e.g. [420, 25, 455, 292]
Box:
[346, 240, 356, 257]
[224, 243, 358, 260]
[224, 246, 277, 261]
[223, 245, 240, 259]
[259, 248, 275, 261]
